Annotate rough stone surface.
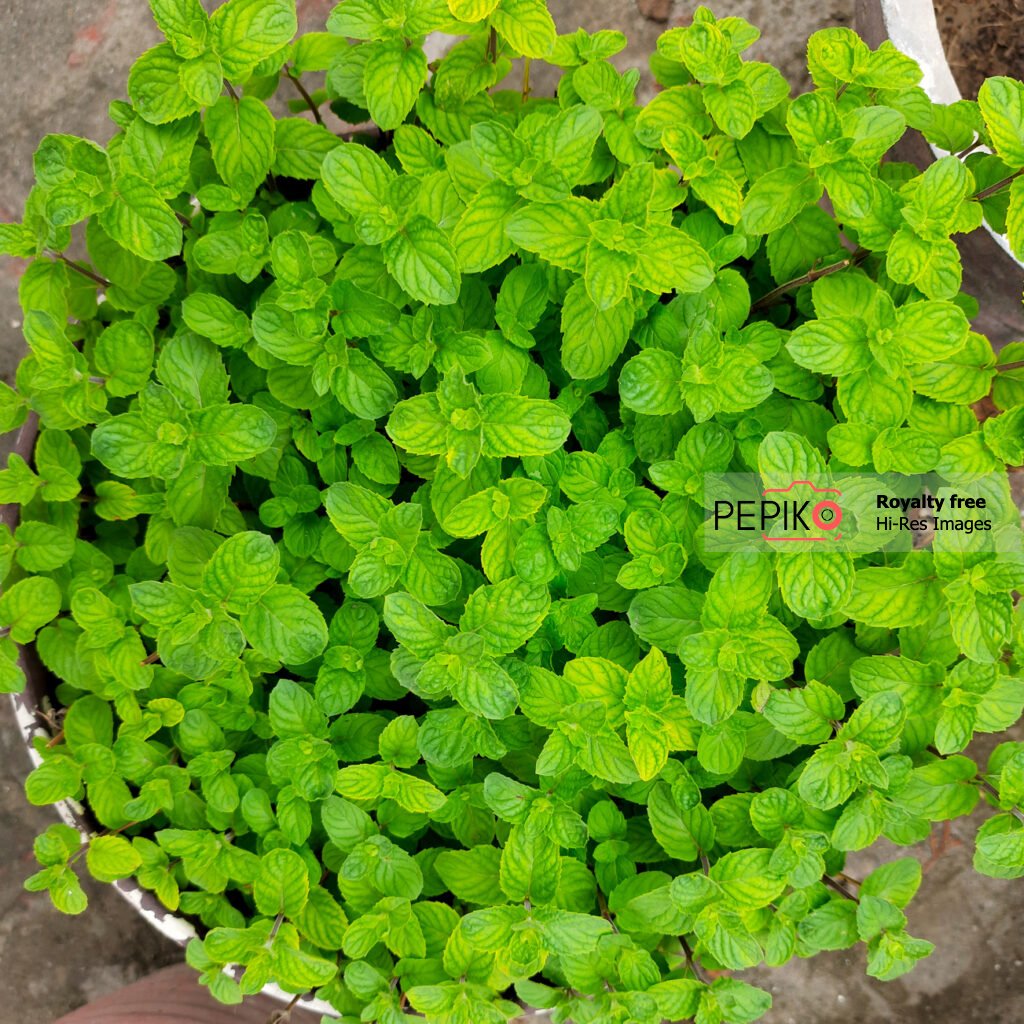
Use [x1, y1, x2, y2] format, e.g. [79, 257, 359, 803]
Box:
[2, 3, 1024, 1023]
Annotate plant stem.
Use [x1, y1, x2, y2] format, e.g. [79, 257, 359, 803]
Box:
[522, 58, 532, 102]
[680, 935, 710, 984]
[487, 26, 498, 63]
[751, 248, 869, 312]
[956, 139, 983, 160]
[47, 251, 110, 290]
[823, 874, 860, 903]
[225, 81, 240, 101]
[997, 359, 1024, 372]
[973, 168, 1024, 202]
[70, 820, 140, 864]
[596, 890, 619, 933]
[979, 777, 1024, 825]
[285, 66, 324, 126]
[269, 992, 303, 1023]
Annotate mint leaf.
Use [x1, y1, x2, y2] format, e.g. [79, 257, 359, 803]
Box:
[241, 585, 329, 664]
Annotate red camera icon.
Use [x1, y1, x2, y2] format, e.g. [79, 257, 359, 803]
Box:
[760, 481, 843, 543]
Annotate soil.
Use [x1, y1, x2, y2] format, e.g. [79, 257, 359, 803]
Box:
[934, 0, 1024, 98]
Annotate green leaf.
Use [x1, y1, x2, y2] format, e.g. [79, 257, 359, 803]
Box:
[506, 199, 595, 272]
[0, 577, 63, 643]
[190, 403, 277, 465]
[321, 143, 395, 216]
[704, 80, 758, 139]
[86, 836, 142, 883]
[270, 679, 327, 739]
[492, 0, 557, 58]
[383, 217, 461, 306]
[886, 228, 961, 300]
[241, 585, 329, 664]
[446, 0, 501, 19]
[47, 867, 89, 915]
[561, 279, 633, 380]
[1006, 177, 1024, 260]
[123, 114, 200, 197]
[620, 349, 684, 416]
[363, 40, 427, 131]
[253, 848, 309, 918]
[383, 592, 455, 658]
[14, 521, 75, 573]
[480, 395, 571, 457]
[182, 293, 251, 348]
[975, 814, 1024, 878]
[978, 77, 1024, 168]
[99, 174, 182, 260]
[435, 846, 503, 904]
[150, 0, 209, 58]
[25, 756, 82, 805]
[95, 320, 156, 396]
[844, 556, 940, 628]
[210, 0, 297, 81]
[776, 547, 855, 620]
[861, 858, 922, 908]
[798, 898, 858, 951]
[500, 823, 560, 904]
[128, 44, 199, 125]
[461, 578, 550, 655]
[205, 96, 275, 197]
[453, 182, 521, 273]
[648, 782, 714, 861]
[787, 317, 870, 376]
[764, 681, 845, 745]
[945, 577, 1012, 664]
[741, 164, 823, 234]
[272, 118, 340, 179]
[798, 741, 858, 809]
[180, 51, 225, 106]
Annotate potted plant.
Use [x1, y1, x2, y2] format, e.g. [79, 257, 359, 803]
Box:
[855, 0, 1024, 344]
[2, 1, 1024, 1022]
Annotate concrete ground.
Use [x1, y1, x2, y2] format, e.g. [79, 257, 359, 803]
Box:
[2, 2, 1024, 1023]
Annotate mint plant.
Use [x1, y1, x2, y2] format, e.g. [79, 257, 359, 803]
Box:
[2, 1, 1024, 1021]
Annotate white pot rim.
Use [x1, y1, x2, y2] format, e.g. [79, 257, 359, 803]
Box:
[880, 0, 1023, 267]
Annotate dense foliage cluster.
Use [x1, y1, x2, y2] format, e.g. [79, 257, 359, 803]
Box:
[2, 0, 1024, 1021]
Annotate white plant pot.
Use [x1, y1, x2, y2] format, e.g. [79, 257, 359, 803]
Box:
[877, 0, 1023, 268]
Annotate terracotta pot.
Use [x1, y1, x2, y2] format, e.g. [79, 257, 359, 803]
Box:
[53, 965, 321, 1024]
[6, 416, 338, 1019]
[854, 0, 1024, 347]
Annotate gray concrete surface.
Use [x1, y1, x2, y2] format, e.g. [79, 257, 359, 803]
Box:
[3, 2, 1024, 1024]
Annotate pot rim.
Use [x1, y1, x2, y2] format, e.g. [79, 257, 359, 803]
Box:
[880, 0, 1023, 268]
[4, 415, 339, 1019]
